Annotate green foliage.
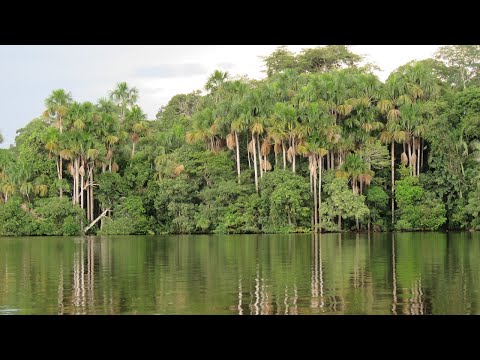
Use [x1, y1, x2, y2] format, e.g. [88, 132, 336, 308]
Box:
[435, 45, 480, 89]
[215, 193, 262, 234]
[34, 197, 85, 235]
[262, 46, 298, 77]
[465, 186, 480, 230]
[195, 180, 248, 232]
[395, 176, 446, 231]
[260, 170, 311, 230]
[320, 174, 369, 231]
[0, 197, 37, 236]
[366, 185, 389, 231]
[99, 196, 152, 235]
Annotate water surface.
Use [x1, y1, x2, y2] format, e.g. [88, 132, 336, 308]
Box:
[0, 232, 478, 314]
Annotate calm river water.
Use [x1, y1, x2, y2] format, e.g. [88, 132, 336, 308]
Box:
[0, 232, 478, 315]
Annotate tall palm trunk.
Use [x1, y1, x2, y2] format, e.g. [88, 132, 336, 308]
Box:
[72, 161, 76, 205]
[90, 171, 94, 221]
[338, 210, 342, 232]
[235, 131, 241, 184]
[420, 138, 424, 171]
[292, 138, 296, 174]
[282, 141, 286, 170]
[391, 142, 395, 226]
[252, 135, 259, 194]
[407, 140, 413, 176]
[80, 159, 84, 209]
[417, 137, 421, 176]
[309, 156, 314, 230]
[247, 133, 251, 169]
[318, 156, 322, 233]
[86, 174, 90, 221]
[76, 157, 80, 204]
[257, 134, 263, 178]
[131, 141, 136, 159]
[59, 156, 63, 199]
[313, 156, 318, 233]
[412, 137, 416, 177]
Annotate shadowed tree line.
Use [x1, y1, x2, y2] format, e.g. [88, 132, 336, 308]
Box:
[2, 45, 480, 235]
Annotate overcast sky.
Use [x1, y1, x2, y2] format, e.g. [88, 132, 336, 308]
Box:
[0, 45, 440, 148]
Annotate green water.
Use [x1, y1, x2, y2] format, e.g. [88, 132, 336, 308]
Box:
[0, 232, 479, 315]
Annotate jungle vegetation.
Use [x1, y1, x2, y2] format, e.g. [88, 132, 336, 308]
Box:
[1, 45, 480, 236]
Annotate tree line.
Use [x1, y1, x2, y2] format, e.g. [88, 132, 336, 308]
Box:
[1, 45, 480, 236]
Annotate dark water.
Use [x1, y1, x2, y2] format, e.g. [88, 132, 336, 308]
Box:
[0, 232, 479, 315]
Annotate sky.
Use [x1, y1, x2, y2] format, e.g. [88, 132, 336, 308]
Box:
[0, 45, 440, 148]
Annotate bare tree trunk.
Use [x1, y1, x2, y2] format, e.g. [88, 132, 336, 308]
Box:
[331, 150, 334, 170]
[235, 131, 241, 184]
[391, 142, 395, 227]
[326, 151, 330, 170]
[131, 142, 136, 159]
[282, 141, 286, 170]
[252, 135, 259, 194]
[84, 208, 110, 234]
[355, 217, 359, 232]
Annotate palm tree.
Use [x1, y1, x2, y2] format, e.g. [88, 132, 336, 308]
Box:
[19, 181, 33, 202]
[44, 89, 73, 134]
[342, 153, 364, 194]
[44, 90, 72, 198]
[34, 176, 49, 198]
[205, 70, 229, 93]
[250, 120, 264, 191]
[1, 182, 15, 202]
[109, 82, 139, 122]
[126, 105, 148, 158]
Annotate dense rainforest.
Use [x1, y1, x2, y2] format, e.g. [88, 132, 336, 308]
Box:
[2, 45, 480, 236]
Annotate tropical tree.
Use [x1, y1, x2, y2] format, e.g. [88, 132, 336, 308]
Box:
[109, 82, 139, 122]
